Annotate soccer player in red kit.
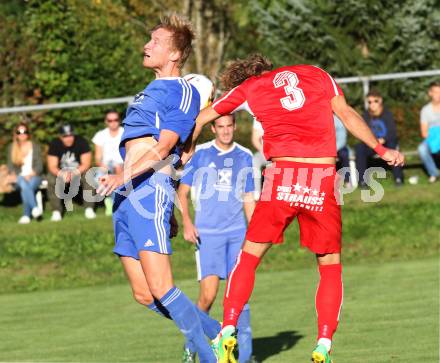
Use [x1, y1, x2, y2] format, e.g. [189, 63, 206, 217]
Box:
[183, 54, 404, 363]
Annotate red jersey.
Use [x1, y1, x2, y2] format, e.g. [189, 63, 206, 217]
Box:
[212, 65, 344, 159]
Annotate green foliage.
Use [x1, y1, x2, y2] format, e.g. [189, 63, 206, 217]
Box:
[0, 0, 439, 158]
[247, 0, 440, 147]
[0, 0, 153, 159]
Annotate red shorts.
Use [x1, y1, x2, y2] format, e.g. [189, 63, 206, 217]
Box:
[246, 161, 341, 254]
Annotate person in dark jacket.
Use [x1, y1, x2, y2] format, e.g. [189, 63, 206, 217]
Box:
[355, 90, 404, 187]
[47, 123, 95, 221]
[6, 122, 44, 224]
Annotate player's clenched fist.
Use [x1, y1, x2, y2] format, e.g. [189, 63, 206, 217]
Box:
[382, 149, 405, 167]
[182, 219, 199, 244]
[97, 174, 123, 196]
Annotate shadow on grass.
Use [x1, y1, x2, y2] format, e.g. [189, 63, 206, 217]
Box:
[252, 330, 303, 362]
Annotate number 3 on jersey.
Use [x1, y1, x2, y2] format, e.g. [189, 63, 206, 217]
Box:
[273, 71, 305, 111]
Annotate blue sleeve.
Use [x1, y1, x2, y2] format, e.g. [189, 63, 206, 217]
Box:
[160, 82, 199, 143]
[180, 152, 199, 186]
[244, 154, 255, 193]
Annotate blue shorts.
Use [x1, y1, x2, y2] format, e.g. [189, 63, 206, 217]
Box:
[112, 172, 175, 258]
[195, 228, 246, 281]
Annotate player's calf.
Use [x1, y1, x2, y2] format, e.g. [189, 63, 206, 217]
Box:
[315, 263, 343, 357]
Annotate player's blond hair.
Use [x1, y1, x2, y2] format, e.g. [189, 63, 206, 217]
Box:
[220, 53, 273, 91]
[152, 14, 195, 69]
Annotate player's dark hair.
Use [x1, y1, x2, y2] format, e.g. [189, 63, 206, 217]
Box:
[428, 81, 440, 89]
[366, 89, 382, 99]
[105, 109, 119, 117]
[212, 114, 236, 127]
[220, 53, 273, 91]
[152, 13, 195, 69]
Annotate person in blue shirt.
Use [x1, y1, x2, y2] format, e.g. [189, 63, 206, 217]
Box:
[97, 15, 218, 363]
[177, 114, 256, 363]
[355, 90, 404, 187]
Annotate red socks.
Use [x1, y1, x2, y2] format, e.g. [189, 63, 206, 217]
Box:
[223, 252, 342, 341]
[222, 251, 261, 328]
[316, 263, 343, 340]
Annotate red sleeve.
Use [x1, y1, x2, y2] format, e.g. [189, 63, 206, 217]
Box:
[320, 69, 344, 100]
[212, 83, 247, 115]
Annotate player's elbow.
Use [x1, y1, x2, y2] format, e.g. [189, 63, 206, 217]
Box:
[331, 95, 354, 122]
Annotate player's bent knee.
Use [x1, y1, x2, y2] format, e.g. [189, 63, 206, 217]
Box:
[132, 290, 154, 306]
[316, 252, 341, 265]
[147, 281, 172, 300]
[198, 291, 217, 310]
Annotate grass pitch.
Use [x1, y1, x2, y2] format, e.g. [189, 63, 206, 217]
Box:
[0, 258, 438, 363]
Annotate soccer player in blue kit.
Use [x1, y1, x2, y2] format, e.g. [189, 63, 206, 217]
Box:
[97, 15, 218, 363]
[177, 114, 256, 363]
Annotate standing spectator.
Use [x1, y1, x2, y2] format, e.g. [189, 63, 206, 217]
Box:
[355, 90, 404, 187]
[92, 110, 124, 215]
[251, 119, 268, 199]
[47, 123, 95, 221]
[418, 81, 440, 183]
[334, 115, 351, 186]
[6, 122, 43, 224]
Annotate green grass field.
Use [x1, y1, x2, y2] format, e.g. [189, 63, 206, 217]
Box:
[0, 178, 439, 362]
[0, 259, 437, 362]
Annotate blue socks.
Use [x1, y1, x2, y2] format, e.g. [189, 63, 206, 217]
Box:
[146, 299, 220, 338]
[159, 287, 216, 363]
[196, 306, 221, 339]
[147, 298, 171, 319]
[185, 306, 222, 353]
[237, 304, 253, 363]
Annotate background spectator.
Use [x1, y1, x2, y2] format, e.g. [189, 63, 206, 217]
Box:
[6, 122, 43, 224]
[334, 114, 350, 186]
[92, 110, 123, 216]
[418, 81, 440, 183]
[47, 124, 95, 221]
[355, 90, 404, 187]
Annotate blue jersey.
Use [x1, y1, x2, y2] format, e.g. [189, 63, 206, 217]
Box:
[180, 141, 255, 234]
[120, 77, 200, 159]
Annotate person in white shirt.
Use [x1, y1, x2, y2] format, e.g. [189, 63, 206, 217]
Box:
[92, 110, 124, 215]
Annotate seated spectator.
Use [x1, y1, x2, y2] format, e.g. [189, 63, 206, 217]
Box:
[251, 118, 269, 199]
[47, 123, 95, 221]
[355, 90, 404, 187]
[92, 110, 123, 216]
[418, 81, 440, 183]
[6, 122, 43, 224]
[334, 114, 350, 186]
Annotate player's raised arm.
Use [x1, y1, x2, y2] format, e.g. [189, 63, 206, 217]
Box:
[331, 94, 405, 167]
[181, 106, 221, 164]
[125, 130, 180, 178]
[98, 130, 180, 196]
